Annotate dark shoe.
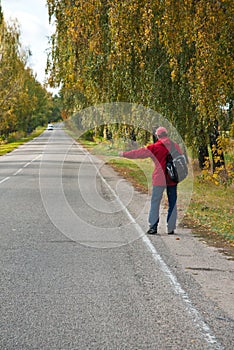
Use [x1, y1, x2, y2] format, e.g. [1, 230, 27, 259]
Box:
[147, 228, 158, 235]
[168, 230, 174, 235]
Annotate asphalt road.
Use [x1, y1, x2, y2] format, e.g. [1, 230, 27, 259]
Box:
[0, 126, 233, 350]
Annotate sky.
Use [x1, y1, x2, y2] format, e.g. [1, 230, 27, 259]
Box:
[1, 0, 56, 92]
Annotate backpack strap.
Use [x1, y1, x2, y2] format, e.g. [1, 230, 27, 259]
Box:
[161, 140, 174, 157]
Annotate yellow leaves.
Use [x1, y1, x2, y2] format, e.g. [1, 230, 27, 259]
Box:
[144, 27, 151, 37]
[47, 0, 234, 136]
[157, 0, 234, 123]
[171, 70, 176, 81]
[200, 163, 233, 188]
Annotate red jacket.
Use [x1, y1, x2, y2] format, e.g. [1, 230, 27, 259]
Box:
[123, 137, 182, 186]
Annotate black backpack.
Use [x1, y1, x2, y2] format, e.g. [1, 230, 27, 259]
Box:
[165, 141, 188, 183]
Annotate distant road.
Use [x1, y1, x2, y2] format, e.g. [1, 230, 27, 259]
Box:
[0, 126, 233, 349]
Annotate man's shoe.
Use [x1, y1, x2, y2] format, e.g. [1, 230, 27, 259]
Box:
[147, 228, 157, 235]
[168, 230, 174, 235]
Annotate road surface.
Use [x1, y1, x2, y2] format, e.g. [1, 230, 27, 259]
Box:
[0, 126, 233, 349]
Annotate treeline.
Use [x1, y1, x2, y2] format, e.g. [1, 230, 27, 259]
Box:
[0, 6, 60, 141]
[46, 0, 233, 169]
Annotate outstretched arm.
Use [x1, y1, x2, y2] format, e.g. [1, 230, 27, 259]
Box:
[119, 147, 151, 159]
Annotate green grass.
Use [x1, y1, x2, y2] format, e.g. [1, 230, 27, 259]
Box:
[109, 157, 153, 193]
[184, 179, 234, 243]
[0, 127, 45, 156]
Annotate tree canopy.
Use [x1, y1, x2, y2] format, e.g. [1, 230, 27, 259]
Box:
[46, 1, 233, 143]
[0, 5, 56, 140]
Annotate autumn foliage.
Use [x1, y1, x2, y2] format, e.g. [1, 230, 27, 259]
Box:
[0, 6, 54, 141]
[17, 1, 234, 182]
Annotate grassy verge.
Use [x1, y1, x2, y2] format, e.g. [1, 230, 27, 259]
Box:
[183, 176, 234, 257]
[0, 127, 45, 156]
[79, 138, 234, 258]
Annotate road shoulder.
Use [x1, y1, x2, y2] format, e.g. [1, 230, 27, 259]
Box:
[101, 161, 234, 321]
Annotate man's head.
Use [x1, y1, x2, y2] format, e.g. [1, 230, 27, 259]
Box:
[156, 126, 168, 138]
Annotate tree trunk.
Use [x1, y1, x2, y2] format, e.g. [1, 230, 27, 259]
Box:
[209, 120, 225, 172]
[198, 145, 209, 169]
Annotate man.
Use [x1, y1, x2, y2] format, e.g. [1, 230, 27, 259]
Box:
[119, 127, 182, 235]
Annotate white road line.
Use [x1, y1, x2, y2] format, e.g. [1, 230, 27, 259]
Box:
[0, 154, 42, 185]
[33, 154, 42, 161]
[0, 177, 10, 184]
[24, 154, 41, 168]
[13, 168, 23, 176]
[80, 145, 223, 350]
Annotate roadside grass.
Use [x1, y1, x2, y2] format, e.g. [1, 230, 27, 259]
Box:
[109, 157, 153, 193]
[79, 138, 234, 257]
[183, 176, 234, 251]
[0, 127, 45, 156]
